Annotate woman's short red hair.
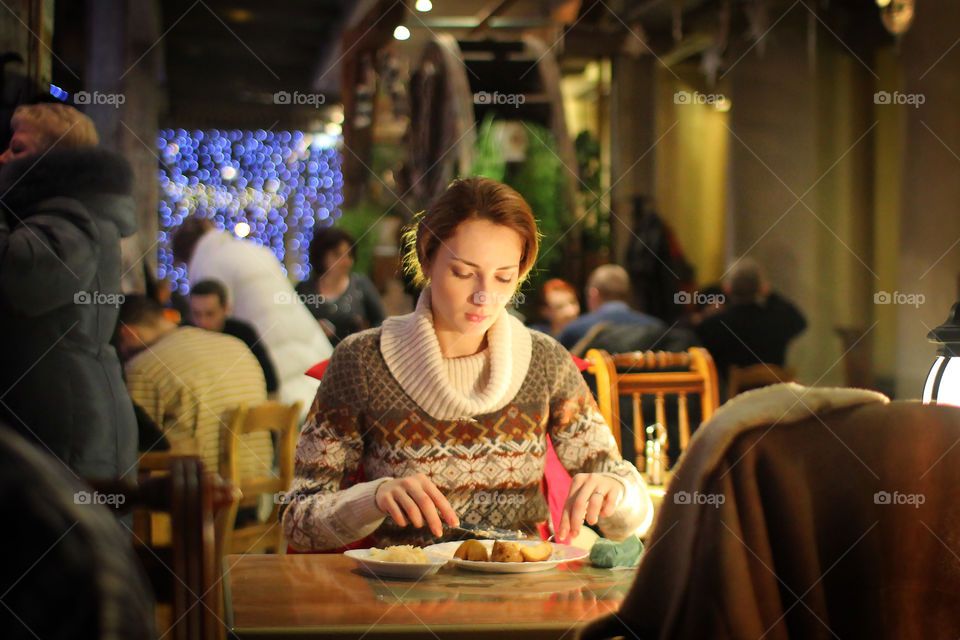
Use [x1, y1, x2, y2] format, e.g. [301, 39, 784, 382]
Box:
[403, 177, 540, 287]
[539, 278, 578, 306]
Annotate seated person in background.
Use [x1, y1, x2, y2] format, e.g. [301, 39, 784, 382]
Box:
[280, 177, 652, 551]
[172, 215, 332, 419]
[694, 257, 807, 383]
[296, 226, 386, 345]
[189, 279, 279, 396]
[115, 296, 273, 482]
[529, 278, 581, 338]
[559, 264, 665, 351]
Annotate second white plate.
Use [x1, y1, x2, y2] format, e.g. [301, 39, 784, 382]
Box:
[425, 540, 588, 573]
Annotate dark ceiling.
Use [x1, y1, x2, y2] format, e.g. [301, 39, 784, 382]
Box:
[158, 0, 351, 129]
[46, 0, 893, 132]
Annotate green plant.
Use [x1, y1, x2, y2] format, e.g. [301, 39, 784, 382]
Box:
[469, 114, 506, 181]
[575, 130, 608, 253]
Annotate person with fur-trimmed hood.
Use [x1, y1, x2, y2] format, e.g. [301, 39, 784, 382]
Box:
[0, 103, 139, 481]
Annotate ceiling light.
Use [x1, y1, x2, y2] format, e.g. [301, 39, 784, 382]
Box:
[415, 0, 433, 11]
[393, 25, 411, 40]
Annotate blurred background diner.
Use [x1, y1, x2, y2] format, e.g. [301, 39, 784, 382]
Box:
[4, 0, 960, 638]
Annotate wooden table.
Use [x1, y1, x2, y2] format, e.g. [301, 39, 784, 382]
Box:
[224, 553, 637, 639]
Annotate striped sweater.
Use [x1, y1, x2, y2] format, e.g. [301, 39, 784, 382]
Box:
[282, 291, 651, 550]
[125, 326, 273, 479]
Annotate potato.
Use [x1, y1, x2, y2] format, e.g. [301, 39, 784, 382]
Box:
[454, 539, 489, 562]
[520, 542, 553, 562]
[490, 540, 524, 563]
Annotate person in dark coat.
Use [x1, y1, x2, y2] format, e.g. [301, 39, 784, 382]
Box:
[694, 257, 806, 384]
[625, 197, 695, 325]
[0, 103, 138, 481]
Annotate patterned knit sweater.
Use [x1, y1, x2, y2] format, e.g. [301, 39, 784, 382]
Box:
[281, 291, 651, 550]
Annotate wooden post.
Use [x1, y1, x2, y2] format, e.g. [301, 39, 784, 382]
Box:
[85, 0, 162, 293]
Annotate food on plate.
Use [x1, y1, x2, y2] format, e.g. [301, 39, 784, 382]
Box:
[490, 540, 524, 563]
[589, 535, 643, 568]
[451, 539, 559, 564]
[519, 541, 554, 562]
[367, 545, 430, 563]
[454, 539, 490, 561]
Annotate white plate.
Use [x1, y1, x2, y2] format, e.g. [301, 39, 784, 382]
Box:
[344, 548, 448, 580]
[425, 540, 589, 573]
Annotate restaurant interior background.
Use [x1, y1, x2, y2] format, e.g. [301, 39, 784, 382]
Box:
[2, 0, 956, 400]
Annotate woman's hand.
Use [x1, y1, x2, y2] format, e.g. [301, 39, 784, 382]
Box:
[558, 473, 625, 541]
[375, 474, 460, 537]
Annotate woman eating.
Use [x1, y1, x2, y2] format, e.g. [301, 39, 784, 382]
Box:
[281, 177, 652, 550]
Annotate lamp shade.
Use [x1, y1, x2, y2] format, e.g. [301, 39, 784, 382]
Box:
[923, 302, 960, 406]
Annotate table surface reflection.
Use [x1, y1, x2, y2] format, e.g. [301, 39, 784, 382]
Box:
[224, 552, 637, 639]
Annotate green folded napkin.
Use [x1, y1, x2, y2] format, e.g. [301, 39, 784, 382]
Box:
[589, 535, 643, 568]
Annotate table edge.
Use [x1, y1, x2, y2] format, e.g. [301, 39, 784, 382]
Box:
[227, 620, 590, 639]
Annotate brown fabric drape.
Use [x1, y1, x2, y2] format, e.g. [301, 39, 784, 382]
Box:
[580, 389, 960, 640]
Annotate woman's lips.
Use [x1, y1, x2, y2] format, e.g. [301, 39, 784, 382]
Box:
[466, 312, 488, 323]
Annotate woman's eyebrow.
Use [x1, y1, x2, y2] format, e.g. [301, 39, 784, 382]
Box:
[452, 257, 518, 271]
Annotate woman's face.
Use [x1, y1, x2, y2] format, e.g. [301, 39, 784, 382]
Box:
[0, 122, 44, 169]
[543, 289, 580, 331]
[323, 240, 354, 276]
[426, 218, 524, 341]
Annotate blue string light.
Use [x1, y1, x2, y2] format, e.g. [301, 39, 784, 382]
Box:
[157, 129, 343, 294]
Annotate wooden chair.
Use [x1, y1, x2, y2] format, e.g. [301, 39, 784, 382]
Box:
[96, 456, 233, 640]
[585, 347, 720, 470]
[135, 451, 190, 546]
[727, 363, 795, 399]
[218, 401, 301, 556]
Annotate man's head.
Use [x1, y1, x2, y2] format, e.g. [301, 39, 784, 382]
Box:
[189, 279, 230, 332]
[114, 296, 177, 361]
[723, 257, 768, 305]
[0, 104, 99, 170]
[171, 216, 215, 265]
[585, 264, 632, 312]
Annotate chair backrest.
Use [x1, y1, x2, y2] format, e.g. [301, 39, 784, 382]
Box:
[586, 347, 720, 469]
[100, 456, 231, 640]
[727, 363, 795, 399]
[218, 401, 301, 555]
